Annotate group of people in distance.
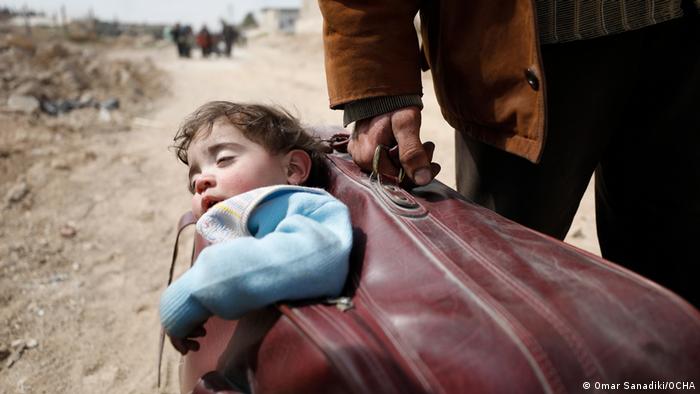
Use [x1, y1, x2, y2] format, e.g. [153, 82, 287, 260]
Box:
[170, 20, 239, 59]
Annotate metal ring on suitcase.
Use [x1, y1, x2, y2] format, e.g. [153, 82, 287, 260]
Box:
[372, 144, 405, 183]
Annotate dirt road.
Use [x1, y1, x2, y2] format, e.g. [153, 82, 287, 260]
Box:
[0, 33, 599, 393]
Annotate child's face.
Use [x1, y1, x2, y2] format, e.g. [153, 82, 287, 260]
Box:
[187, 119, 290, 218]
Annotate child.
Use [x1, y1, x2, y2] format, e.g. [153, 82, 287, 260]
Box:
[159, 101, 353, 354]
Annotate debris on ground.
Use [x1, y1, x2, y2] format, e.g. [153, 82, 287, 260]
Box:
[0, 25, 168, 388]
[1, 338, 38, 370]
[0, 32, 164, 120]
[59, 223, 77, 239]
[4, 180, 29, 205]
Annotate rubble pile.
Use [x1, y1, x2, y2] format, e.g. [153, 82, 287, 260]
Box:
[0, 33, 164, 119]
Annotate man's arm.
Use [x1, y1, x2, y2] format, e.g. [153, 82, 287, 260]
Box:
[319, 0, 423, 107]
[319, 1, 438, 184]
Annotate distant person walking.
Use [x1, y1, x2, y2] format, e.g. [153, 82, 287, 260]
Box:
[174, 24, 193, 58]
[221, 20, 239, 58]
[170, 23, 182, 57]
[171, 22, 191, 58]
[196, 26, 213, 58]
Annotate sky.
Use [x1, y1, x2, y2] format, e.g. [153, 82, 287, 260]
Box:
[2, 0, 301, 27]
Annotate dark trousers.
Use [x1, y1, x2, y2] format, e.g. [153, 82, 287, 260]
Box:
[455, 14, 700, 306]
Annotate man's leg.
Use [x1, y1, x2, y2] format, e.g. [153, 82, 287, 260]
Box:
[456, 30, 638, 239]
[596, 14, 700, 306]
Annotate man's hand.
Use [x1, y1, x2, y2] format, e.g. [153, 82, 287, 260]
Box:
[168, 325, 206, 355]
[348, 106, 440, 185]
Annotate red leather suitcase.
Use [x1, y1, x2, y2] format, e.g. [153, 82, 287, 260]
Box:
[166, 150, 700, 394]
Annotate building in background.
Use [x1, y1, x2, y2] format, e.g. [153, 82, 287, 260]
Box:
[259, 7, 299, 34]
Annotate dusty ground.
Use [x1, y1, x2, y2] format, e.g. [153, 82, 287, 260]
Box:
[0, 33, 599, 393]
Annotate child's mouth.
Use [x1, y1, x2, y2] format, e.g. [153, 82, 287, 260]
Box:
[202, 198, 220, 213]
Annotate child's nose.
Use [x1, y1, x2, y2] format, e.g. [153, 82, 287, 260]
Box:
[195, 174, 216, 194]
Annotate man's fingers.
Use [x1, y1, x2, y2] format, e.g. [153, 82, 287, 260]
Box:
[424, 141, 441, 180]
[348, 113, 399, 174]
[348, 108, 437, 184]
[347, 133, 376, 171]
[391, 109, 432, 185]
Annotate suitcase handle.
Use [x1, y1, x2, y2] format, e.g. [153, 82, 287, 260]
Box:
[157, 211, 198, 388]
[324, 133, 425, 202]
[372, 144, 405, 184]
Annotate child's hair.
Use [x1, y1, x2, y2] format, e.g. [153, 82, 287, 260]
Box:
[173, 101, 330, 188]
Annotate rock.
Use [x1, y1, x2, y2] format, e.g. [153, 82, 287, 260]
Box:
[10, 339, 25, 350]
[5, 181, 29, 204]
[84, 151, 98, 161]
[51, 159, 71, 170]
[36, 70, 53, 82]
[25, 339, 38, 349]
[60, 223, 77, 238]
[79, 92, 97, 107]
[134, 304, 148, 313]
[13, 80, 42, 96]
[138, 210, 155, 222]
[7, 94, 39, 114]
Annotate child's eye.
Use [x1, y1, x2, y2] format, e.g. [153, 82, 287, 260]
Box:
[216, 156, 235, 165]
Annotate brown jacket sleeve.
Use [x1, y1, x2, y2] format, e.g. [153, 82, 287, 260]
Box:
[319, 0, 423, 109]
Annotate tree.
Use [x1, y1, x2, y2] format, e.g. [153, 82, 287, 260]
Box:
[240, 12, 258, 30]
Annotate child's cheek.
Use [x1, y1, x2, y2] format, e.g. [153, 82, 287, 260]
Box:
[219, 177, 253, 197]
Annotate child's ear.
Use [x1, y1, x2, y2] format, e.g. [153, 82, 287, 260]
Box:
[284, 149, 312, 185]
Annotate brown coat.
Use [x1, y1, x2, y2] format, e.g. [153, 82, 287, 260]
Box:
[320, 0, 546, 163]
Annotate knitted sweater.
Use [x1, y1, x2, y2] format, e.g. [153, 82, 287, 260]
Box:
[159, 186, 353, 338]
